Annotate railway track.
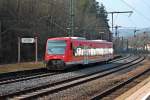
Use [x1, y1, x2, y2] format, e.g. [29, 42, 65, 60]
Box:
[0, 72, 58, 85]
[1, 56, 144, 99]
[109, 54, 131, 63]
[91, 61, 150, 100]
[0, 55, 126, 86]
[0, 68, 53, 83]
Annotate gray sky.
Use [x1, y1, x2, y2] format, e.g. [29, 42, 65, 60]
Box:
[97, 0, 150, 29]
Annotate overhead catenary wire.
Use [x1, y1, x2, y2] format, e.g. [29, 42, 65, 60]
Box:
[116, 13, 138, 29]
[120, 0, 150, 23]
[128, 17, 138, 28]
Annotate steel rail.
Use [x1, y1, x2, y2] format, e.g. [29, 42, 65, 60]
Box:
[91, 60, 149, 100]
[0, 72, 58, 85]
[0, 68, 49, 82]
[109, 54, 131, 63]
[0, 55, 126, 85]
[2, 56, 143, 99]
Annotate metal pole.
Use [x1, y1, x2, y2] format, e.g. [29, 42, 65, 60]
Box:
[35, 37, 38, 63]
[69, 0, 75, 36]
[115, 26, 117, 53]
[115, 26, 118, 37]
[112, 13, 114, 32]
[18, 37, 20, 63]
[0, 21, 1, 60]
[107, 11, 133, 33]
[127, 39, 128, 51]
[122, 36, 124, 51]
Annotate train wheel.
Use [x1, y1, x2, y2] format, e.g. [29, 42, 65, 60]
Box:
[55, 60, 66, 70]
[46, 60, 65, 70]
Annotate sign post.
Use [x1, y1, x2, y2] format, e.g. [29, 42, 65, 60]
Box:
[35, 37, 38, 63]
[18, 37, 21, 63]
[0, 21, 1, 61]
[19, 37, 37, 63]
[21, 38, 35, 43]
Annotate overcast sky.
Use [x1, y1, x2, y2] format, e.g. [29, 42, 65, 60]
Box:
[97, 0, 150, 29]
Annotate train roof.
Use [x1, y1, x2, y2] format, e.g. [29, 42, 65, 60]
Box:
[69, 37, 86, 40]
[47, 37, 86, 40]
[47, 37, 112, 44]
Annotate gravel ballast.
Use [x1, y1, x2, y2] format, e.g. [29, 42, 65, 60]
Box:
[45, 59, 149, 100]
[0, 56, 137, 96]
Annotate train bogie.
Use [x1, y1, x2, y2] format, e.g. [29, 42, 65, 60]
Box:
[46, 59, 66, 70]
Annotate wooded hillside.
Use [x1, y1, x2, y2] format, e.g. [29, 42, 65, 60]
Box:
[0, 0, 111, 63]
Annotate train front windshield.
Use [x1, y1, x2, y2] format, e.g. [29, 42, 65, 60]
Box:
[47, 40, 66, 54]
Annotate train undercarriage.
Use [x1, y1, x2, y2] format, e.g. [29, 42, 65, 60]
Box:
[46, 59, 66, 70]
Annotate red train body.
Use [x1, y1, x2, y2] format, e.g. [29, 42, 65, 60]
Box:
[44, 37, 113, 70]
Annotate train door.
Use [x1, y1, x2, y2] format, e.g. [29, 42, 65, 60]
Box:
[83, 46, 88, 64]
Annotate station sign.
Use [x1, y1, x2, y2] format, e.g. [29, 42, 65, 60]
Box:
[21, 38, 35, 43]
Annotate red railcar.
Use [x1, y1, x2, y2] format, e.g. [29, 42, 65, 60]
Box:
[44, 37, 113, 70]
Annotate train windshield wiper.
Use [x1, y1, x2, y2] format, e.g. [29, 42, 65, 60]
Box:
[48, 48, 53, 53]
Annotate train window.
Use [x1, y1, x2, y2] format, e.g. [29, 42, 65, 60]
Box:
[47, 40, 66, 54]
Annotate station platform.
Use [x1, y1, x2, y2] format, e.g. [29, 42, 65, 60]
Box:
[115, 75, 150, 100]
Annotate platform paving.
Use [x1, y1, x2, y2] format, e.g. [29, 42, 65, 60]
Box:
[115, 75, 150, 100]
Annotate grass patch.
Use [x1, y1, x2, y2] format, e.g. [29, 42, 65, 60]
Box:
[0, 62, 44, 74]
